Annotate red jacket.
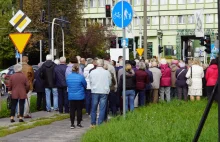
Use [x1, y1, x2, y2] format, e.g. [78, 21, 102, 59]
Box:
[206, 64, 218, 86]
[160, 64, 171, 87]
[135, 69, 149, 90]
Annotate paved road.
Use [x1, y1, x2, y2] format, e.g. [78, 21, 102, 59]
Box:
[0, 115, 91, 142]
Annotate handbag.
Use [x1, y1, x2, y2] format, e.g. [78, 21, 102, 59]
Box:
[7, 93, 12, 109]
[186, 67, 192, 86]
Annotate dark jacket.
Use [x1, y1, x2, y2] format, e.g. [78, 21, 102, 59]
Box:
[40, 60, 56, 88]
[145, 69, 153, 90]
[118, 71, 136, 94]
[34, 68, 45, 92]
[135, 69, 149, 90]
[54, 64, 68, 88]
[175, 67, 188, 87]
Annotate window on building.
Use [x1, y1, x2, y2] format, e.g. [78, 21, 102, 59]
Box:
[152, 0, 158, 5]
[134, 17, 139, 26]
[196, 0, 203, 3]
[161, 16, 167, 24]
[99, 0, 105, 7]
[188, 15, 194, 24]
[147, 0, 151, 5]
[134, 0, 141, 5]
[160, 0, 168, 4]
[106, 0, 112, 5]
[188, 0, 195, 3]
[164, 45, 174, 56]
[169, 0, 176, 4]
[84, 0, 88, 8]
[103, 18, 106, 26]
[152, 16, 159, 25]
[147, 17, 151, 25]
[178, 0, 185, 4]
[206, 14, 213, 23]
[178, 15, 185, 24]
[90, 0, 96, 7]
[215, 14, 218, 23]
[206, 0, 213, 2]
[170, 16, 176, 24]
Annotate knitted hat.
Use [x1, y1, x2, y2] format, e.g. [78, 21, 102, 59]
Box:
[160, 59, 167, 64]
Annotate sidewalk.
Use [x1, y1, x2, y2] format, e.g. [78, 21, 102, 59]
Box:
[0, 114, 91, 142]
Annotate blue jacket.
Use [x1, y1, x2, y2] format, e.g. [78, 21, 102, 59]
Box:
[54, 64, 67, 88]
[145, 69, 154, 90]
[66, 72, 87, 100]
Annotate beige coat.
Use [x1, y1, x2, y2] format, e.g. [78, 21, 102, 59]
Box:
[171, 64, 179, 87]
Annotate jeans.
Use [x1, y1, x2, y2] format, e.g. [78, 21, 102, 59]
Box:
[159, 87, 171, 102]
[69, 100, 83, 125]
[125, 90, 135, 111]
[137, 90, 145, 106]
[109, 92, 117, 115]
[91, 93, 108, 125]
[177, 87, 188, 101]
[45, 88, 58, 111]
[85, 90, 92, 114]
[58, 87, 69, 113]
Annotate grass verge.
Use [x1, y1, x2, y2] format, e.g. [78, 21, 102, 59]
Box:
[82, 99, 218, 142]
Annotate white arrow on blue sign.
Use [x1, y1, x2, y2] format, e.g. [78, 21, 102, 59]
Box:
[15, 51, 20, 58]
[112, 1, 133, 28]
[121, 38, 128, 47]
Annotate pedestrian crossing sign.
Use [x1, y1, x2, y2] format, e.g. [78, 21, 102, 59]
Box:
[9, 10, 31, 33]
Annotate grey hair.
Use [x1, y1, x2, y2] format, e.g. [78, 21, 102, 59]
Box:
[86, 58, 93, 64]
[14, 64, 22, 73]
[97, 59, 104, 67]
[46, 54, 52, 61]
[59, 57, 66, 63]
[54, 59, 60, 65]
[139, 62, 146, 70]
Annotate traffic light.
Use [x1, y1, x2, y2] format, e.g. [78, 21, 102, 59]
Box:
[200, 36, 211, 54]
[105, 5, 111, 18]
[40, 10, 45, 23]
[110, 37, 116, 48]
[158, 45, 163, 54]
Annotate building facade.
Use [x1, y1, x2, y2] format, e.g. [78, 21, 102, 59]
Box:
[82, 0, 218, 59]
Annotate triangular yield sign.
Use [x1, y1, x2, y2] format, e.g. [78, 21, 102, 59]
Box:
[9, 33, 32, 54]
[136, 48, 144, 56]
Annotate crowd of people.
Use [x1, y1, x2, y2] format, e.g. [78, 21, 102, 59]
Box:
[7, 54, 218, 129]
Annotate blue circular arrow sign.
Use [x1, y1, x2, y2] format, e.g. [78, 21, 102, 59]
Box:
[112, 1, 133, 28]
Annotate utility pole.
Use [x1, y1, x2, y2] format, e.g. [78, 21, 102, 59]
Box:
[143, 0, 147, 59]
[48, 0, 51, 50]
[20, 0, 23, 64]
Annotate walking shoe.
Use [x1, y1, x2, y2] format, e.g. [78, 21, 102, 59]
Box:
[90, 125, 96, 128]
[10, 119, 15, 123]
[70, 124, 75, 129]
[24, 115, 32, 118]
[77, 124, 83, 128]
[19, 119, 24, 122]
[54, 109, 59, 111]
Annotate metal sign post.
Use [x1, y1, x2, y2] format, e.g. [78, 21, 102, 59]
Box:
[40, 40, 42, 63]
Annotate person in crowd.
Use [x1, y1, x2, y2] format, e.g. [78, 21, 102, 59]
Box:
[205, 59, 218, 100]
[40, 54, 58, 112]
[202, 64, 209, 97]
[116, 60, 124, 82]
[186, 59, 204, 101]
[9, 64, 30, 123]
[54, 57, 68, 114]
[136, 62, 149, 106]
[175, 62, 188, 101]
[76, 55, 81, 64]
[118, 64, 136, 111]
[89, 57, 98, 73]
[83, 58, 94, 115]
[159, 59, 171, 102]
[79, 58, 86, 74]
[54, 59, 60, 65]
[145, 63, 153, 104]
[66, 64, 87, 129]
[170, 60, 179, 99]
[21, 56, 34, 118]
[130, 60, 138, 72]
[66, 56, 78, 78]
[111, 60, 116, 68]
[89, 59, 111, 127]
[116, 56, 123, 67]
[149, 61, 161, 103]
[34, 62, 46, 111]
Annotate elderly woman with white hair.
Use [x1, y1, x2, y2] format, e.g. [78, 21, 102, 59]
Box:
[8, 64, 30, 123]
[175, 62, 188, 101]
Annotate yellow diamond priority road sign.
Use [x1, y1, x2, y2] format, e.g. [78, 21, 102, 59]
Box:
[9, 10, 31, 33]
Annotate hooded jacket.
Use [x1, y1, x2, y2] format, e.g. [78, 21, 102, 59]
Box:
[206, 64, 218, 86]
[160, 64, 171, 87]
[54, 64, 67, 88]
[40, 60, 56, 88]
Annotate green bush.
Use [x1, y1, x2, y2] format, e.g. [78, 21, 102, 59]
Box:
[0, 95, 37, 118]
[82, 100, 218, 142]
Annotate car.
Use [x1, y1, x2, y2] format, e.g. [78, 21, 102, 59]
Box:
[0, 65, 14, 78]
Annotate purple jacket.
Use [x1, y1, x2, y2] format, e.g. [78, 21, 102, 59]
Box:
[160, 64, 171, 87]
[175, 67, 188, 87]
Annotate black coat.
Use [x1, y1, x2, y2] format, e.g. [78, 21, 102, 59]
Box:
[118, 71, 136, 93]
[40, 60, 56, 88]
[34, 68, 45, 92]
[175, 67, 188, 87]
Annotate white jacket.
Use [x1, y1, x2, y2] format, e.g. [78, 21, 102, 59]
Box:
[186, 65, 204, 89]
[83, 64, 94, 90]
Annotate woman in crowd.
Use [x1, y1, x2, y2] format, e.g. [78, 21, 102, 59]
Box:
[136, 62, 149, 106]
[170, 60, 179, 99]
[205, 59, 218, 100]
[118, 64, 136, 111]
[175, 62, 188, 101]
[9, 64, 30, 123]
[66, 65, 87, 129]
[145, 63, 153, 104]
[186, 59, 204, 101]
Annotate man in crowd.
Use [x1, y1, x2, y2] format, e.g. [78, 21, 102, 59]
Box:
[54, 57, 69, 114]
[40, 54, 58, 112]
[21, 56, 34, 118]
[89, 59, 111, 127]
[80, 58, 86, 74]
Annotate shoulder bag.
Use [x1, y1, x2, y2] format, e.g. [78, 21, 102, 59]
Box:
[177, 69, 185, 79]
[186, 67, 192, 86]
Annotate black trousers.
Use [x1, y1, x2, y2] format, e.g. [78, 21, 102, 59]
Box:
[37, 92, 46, 111]
[11, 99, 25, 117]
[58, 87, 69, 113]
[69, 100, 83, 125]
[206, 86, 218, 101]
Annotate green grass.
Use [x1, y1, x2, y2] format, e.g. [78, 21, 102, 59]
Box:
[82, 99, 218, 142]
[0, 95, 38, 118]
